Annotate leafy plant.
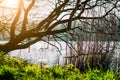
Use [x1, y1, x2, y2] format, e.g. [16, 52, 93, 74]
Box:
[0, 51, 119, 80]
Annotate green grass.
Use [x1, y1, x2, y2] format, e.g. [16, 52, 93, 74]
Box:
[0, 51, 120, 80]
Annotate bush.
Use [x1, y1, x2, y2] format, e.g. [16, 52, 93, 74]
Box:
[0, 65, 18, 80]
[0, 51, 119, 80]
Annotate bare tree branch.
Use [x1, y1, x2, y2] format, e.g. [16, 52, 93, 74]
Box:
[0, 0, 119, 54]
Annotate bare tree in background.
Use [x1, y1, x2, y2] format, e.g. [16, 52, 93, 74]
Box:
[0, 0, 119, 55]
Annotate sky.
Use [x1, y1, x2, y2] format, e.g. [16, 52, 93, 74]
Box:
[0, 0, 18, 8]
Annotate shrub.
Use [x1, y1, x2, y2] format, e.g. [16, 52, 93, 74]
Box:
[0, 65, 18, 80]
[0, 51, 119, 80]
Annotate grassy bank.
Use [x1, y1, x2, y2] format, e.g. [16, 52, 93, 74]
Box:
[0, 52, 120, 80]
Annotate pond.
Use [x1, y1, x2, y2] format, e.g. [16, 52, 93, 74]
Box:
[1, 41, 120, 70]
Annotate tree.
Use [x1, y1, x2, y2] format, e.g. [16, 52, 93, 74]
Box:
[0, 0, 119, 54]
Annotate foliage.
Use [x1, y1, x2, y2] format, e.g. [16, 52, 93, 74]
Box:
[0, 52, 119, 80]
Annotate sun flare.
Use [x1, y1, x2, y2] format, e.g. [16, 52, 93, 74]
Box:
[1, 0, 18, 8]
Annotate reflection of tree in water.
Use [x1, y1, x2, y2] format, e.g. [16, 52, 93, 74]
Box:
[62, 17, 118, 71]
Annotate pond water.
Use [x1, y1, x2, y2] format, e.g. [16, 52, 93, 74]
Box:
[1, 41, 120, 69]
[7, 41, 73, 66]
